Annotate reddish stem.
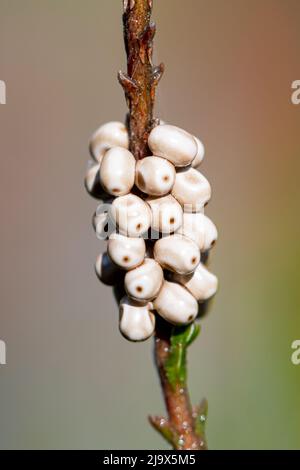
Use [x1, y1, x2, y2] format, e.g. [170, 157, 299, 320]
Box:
[119, 0, 163, 160]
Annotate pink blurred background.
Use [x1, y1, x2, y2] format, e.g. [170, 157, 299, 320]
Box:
[0, 0, 300, 449]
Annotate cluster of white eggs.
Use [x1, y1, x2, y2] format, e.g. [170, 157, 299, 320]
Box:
[85, 121, 218, 342]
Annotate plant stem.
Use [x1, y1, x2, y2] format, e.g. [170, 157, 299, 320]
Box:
[119, 0, 163, 160]
[119, 0, 207, 450]
[150, 319, 207, 450]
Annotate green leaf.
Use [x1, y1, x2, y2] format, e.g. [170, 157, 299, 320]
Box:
[165, 323, 201, 389]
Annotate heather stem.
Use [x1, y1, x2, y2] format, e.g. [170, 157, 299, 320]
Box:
[119, 0, 207, 450]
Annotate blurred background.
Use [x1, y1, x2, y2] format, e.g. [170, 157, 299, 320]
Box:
[0, 0, 300, 449]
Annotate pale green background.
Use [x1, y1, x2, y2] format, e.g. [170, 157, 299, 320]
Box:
[0, 0, 300, 449]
